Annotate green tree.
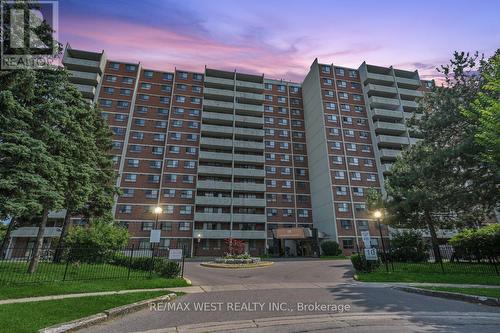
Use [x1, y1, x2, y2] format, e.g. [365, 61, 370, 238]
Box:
[385, 51, 500, 261]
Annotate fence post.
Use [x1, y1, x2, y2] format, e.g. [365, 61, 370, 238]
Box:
[181, 254, 185, 278]
[128, 245, 134, 280]
[149, 245, 155, 278]
[63, 257, 70, 281]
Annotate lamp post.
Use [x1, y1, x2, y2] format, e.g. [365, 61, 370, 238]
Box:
[196, 233, 201, 257]
[373, 209, 389, 272]
[153, 206, 162, 230]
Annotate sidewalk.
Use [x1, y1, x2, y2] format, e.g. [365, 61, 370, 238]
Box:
[1, 281, 498, 305]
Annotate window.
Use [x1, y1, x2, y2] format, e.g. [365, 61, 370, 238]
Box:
[341, 104, 351, 112]
[343, 116, 353, 124]
[139, 94, 149, 101]
[277, 84, 286, 92]
[344, 129, 355, 137]
[155, 121, 167, 128]
[169, 146, 180, 154]
[161, 222, 172, 231]
[109, 62, 120, 70]
[339, 92, 348, 99]
[163, 73, 173, 81]
[193, 73, 203, 81]
[136, 106, 148, 114]
[353, 94, 362, 101]
[124, 174, 137, 182]
[118, 205, 132, 214]
[164, 189, 176, 197]
[348, 70, 358, 78]
[167, 160, 178, 168]
[264, 83, 272, 90]
[337, 80, 347, 88]
[332, 156, 343, 164]
[129, 145, 142, 153]
[335, 68, 345, 76]
[347, 143, 356, 151]
[353, 187, 364, 196]
[145, 190, 158, 199]
[323, 78, 333, 85]
[127, 159, 139, 167]
[327, 115, 337, 122]
[150, 160, 162, 169]
[358, 220, 369, 230]
[181, 190, 193, 198]
[122, 77, 134, 84]
[180, 206, 192, 215]
[354, 106, 364, 113]
[190, 97, 201, 104]
[334, 171, 345, 179]
[125, 64, 137, 72]
[325, 102, 336, 110]
[338, 203, 349, 212]
[165, 174, 177, 183]
[342, 239, 354, 249]
[103, 87, 114, 94]
[184, 161, 196, 169]
[114, 114, 127, 122]
[117, 101, 130, 109]
[143, 70, 154, 78]
[351, 172, 361, 181]
[105, 75, 117, 82]
[336, 186, 347, 195]
[351, 82, 361, 89]
[121, 188, 134, 198]
[160, 97, 170, 104]
[178, 72, 188, 79]
[175, 95, 186, 103]
[340, 220, 352, 230]
[179, 222, 190, 231]
[154, 133, 165, 141]
[134, 119, 145, 127]
[278, 96, 286, 104]
[148, 175, 160, 183]
[367, 174, 377, 182]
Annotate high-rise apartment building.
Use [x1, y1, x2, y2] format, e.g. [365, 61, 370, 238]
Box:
[5, 44, 435, 257]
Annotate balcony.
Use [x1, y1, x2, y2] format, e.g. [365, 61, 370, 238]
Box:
[373, 121, 407, 135]
[232, 197, 266, 207]
[371, 108, 403, 121]
[197, 165, 233, 176]
[202, 111, 233, 124]
[203, 99, 234, 112]
[195, 196, 231, 206]
[233, 213, 267, 223]
[235, 80, 264, 93]
[67, 70, 100, 86]
[403, 112, 423, 121]
[233, 140, 264, 151]
[201, 124, 233, 136]
[365, 83, 397, 96]
[234, 127, 264, 138]
[197, 180, 232, 191]
[396, 76, 421, 88]
[364, 72, 394, 84]
[233, 183, 266, 192]
[401, 100, 419, 111]
[74, 84, 96, 99]
[368, 96, 400, 110]
[194, 213, 231, 222]
[381, 163, 393, 175]
[199, 151, 233, 162]
[377, 135, 410, 148]
[379, 149, 401, 161]
[398, 88, 424, 98]
[235, 91, 264, 103]
[409, 137, 421, 145]
[204, 87, 234, 100]
[233, 154, 265, 164]
[62, 56, 101, 73]
[233, 168, 265, 178]
[204, 76, 234, 89]
[235, 103, 264, 116]
[193, 229, 266, 239]
[234, 114, 263, 128]
[200, 137, 233, 149]
[11, 227, 62, 237]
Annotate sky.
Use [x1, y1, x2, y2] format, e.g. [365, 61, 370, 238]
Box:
[59, 0, 500, 83]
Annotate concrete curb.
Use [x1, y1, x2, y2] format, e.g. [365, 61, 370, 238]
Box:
[200, 261, 274, 269]
[183, 277, 192, 286]
[394, 286, 500, 307]
[39, 293, 177, 333]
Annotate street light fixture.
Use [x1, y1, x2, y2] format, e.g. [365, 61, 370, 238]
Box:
[373, 209, 389, 271]
[153, 206, 162, 230]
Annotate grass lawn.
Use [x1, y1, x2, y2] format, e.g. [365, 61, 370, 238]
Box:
[320, 255, 349, 260]
[356, 271, 500, 285]
[0, 291, 167, 333]
[418, 286, 500, 298]
[0, 261, 152, 284]
[0, 277, 189, 300]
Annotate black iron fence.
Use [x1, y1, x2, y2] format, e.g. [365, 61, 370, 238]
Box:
[0, 245, 187, 284]
[357, 244, 499, 275]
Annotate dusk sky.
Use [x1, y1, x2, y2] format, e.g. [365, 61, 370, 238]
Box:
[60, 0, 500, 83]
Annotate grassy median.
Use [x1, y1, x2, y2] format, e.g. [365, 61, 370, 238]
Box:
[356, 271, 500, 285]
[0, 291, 167, 333]
[418, 286, 500, 298]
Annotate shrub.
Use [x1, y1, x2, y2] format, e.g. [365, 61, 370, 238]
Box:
[351, 253, 380, 273]
[224, 238, 246, 256]
[224, 253, 251, 260]
[449, 224, 500, 261]
[321, 241, 342, 256]
[155, 260, 181, 278]
[65, 220, 129, 263]
[389, 230, 428, 262]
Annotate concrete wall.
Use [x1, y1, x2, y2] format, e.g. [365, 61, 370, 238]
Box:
[302, 60, 337, 240]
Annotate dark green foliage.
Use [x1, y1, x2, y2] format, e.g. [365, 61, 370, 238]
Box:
[320, 241, 342, 256]
[112, 255, 181, 278]
[65, 220, 129, 263]
[351, 254, 380, 273]
[389, 230, 428, 262]
[154, 260, 181, 278]
[449, 224, 500, 261]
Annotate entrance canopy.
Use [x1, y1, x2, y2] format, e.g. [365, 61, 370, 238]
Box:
[273, 227, 312, 239]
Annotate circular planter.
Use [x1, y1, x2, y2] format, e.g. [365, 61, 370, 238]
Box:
[201, 259, 273, 269]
